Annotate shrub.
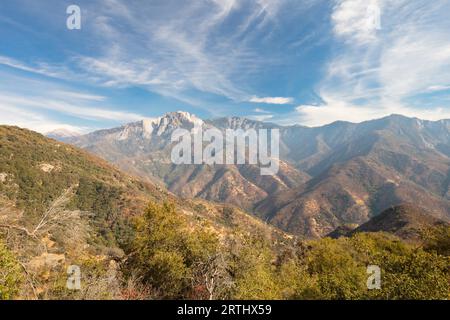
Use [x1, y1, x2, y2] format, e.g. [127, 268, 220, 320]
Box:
[0, 240, 23, 299]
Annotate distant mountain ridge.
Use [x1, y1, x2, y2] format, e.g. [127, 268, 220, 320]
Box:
[46, 128, 81, 141]
[327, 204, 449, 240]
[62, 112, 450, 237]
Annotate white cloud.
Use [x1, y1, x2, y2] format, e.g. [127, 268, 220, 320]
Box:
[332, 0, 381, 44]
[247, 114, 274, 122]
[0, 93, 144, 122]
[0, 102, 88, 134]
[0, 72, 146, 134]
[52, 90, 107, 102]
[249, 96, 294, 104]
[0, 55, 74, 80]
[293, 100, 450, 127]
[77, 56, 167, 87]
[426, 85, 450, 93]
[0, 56, 37, 73]
[253, 108, 271, 113]
[295, 101, 383, 126]
[300, 0, 450, 125]
[69, 0, 288, 104]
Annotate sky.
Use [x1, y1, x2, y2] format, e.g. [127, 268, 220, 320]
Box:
[0, 0, 450, 133]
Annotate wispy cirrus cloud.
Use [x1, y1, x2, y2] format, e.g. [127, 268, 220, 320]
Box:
[0, 0, 294, 110]
[52, 90, 107, 102]
[0, 102, 89, 134]
[253, 108, 271, 113]
[72, 0, 291, 104]
[249, 96, 294, 104]
[426, 85, 450, 93]
[332, 0, 381, 44]
[292, 0, 450, 126]
[0, 93, 144, 122]
[0, 55, 72, 79]
[247, 114, 274, 122]
[0, 70, 145, 133]
[2, 0, 449, 130]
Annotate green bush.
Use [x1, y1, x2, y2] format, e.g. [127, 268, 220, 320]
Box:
[127, 202, 219, 299]
[0, 241, 23, 300]
[231, 234, 281, 299]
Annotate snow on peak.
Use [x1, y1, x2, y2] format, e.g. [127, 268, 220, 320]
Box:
[154, 111, 204, 136]
[142, 118, 159, 137]
[166, 111, 203, 125]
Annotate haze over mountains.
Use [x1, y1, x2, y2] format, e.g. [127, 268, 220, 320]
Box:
[63, 112, 450, 238]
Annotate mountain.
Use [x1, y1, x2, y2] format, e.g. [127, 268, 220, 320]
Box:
[256, 115, 450, 237]
[0, 125, 291, 299]
[0, 125, 169, 297]
[46, 128, 81, 141]
[326, 224, 359, 239]
[1, 125, 286, 245]
[66, 112, 450, 237]
[69, 111, 310, 211]
[0, 125, 169, 246]
[327, 204, 449, 240]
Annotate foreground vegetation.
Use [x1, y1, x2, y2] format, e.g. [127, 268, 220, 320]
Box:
[125, 203, 450, 300]
[2, 200, 448, 300]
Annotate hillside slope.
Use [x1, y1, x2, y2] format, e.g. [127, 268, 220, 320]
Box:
[0, 126, 291, 299]
[0, 126, 171, 246]
[350, 204, 449, 240]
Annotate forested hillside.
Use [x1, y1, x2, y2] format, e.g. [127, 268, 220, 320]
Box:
[0, 126, 448, 300]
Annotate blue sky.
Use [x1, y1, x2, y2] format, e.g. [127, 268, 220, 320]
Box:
[0, 0, 450, 133]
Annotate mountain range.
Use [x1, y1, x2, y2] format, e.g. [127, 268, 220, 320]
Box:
[63, 112, 450, 238]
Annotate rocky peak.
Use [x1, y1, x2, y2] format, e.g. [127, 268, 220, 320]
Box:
[211, 116, 275, 130]
[117, 111, 204, 140]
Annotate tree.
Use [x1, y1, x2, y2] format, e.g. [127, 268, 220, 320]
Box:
[305, 238, 367, 299]
[230, 233, 282, 300]
[0, 240, 23, 299]
[422, 225, 450, 256]
[127, 201, 219, 299]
